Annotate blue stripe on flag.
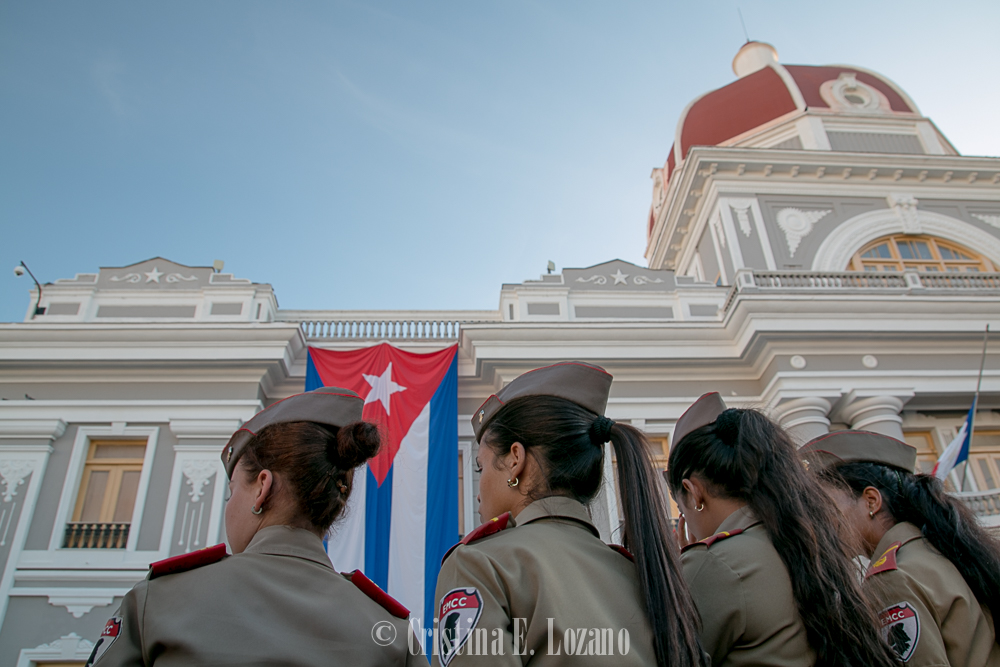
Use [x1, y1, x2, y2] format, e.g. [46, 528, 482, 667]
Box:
[365, 466, 393, 590]
[423, 352, 459, 635]
[305, 351, 323, 391]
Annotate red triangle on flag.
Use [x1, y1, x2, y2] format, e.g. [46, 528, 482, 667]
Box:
[308, 343, 457, 485]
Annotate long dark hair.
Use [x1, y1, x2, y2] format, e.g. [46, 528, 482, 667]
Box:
[666, 408, 897, 667]
[241, 421, 380, 531]
[484, 395, 705, 667]
[821, 461, 1000, 632]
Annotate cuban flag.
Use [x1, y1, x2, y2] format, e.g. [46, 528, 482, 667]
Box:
[932, 403, 974, 482]
[307, 343, 459, 647]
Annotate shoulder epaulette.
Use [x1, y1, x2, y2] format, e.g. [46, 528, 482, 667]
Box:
[347, 570, 409, 619]
[150, 543, 228, 579]
[609, 544, 634, 562]
[441, 512, 512, 564]
[866, 541, 902, 579]
[681, 527, 745, 553]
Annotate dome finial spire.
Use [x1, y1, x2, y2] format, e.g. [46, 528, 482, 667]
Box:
[732, 41, 778, 77]
[737, 8, 751, 44]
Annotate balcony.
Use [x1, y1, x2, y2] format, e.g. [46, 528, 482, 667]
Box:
[725, 269, 1000, 312]
[955, 489, 1000, 527]
[63, 522, 130, 548]
[279, 310, 501, 341]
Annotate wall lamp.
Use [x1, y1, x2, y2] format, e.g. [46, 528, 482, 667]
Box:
[14, 261, 45, 317]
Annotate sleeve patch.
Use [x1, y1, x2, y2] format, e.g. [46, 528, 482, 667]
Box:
[879, 602, 920, 662]
[85, 616, 122, 666]
[438, 587, 483, 666]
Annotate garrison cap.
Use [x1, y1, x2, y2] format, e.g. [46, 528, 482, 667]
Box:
[222, 387, 363, 477]
[673, 392, 728, 447]
[799, 430, 917, 473]
[472, 362, 613, 442]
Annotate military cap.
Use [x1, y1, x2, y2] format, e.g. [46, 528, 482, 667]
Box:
[799, 430, 917, 473]
[472, 361, 613, 442]
[672, 392, 728, 447]
[222, 387, 363, 477]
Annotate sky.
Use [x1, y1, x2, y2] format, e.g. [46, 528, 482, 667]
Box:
[1, 1, 998, 322]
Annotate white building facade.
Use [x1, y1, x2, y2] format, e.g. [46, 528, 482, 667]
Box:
[1, 43, 998, 665]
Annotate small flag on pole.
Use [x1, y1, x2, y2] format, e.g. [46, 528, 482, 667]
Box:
[932, 404, 974, 481]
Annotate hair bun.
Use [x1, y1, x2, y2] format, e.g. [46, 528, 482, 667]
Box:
[714, 408, 742, 445]
[334, 421, 382, 469]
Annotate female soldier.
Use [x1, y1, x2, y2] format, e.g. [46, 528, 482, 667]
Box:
[433, 362, 705, 667]
[803, 430, 1000, 666]
[87, 386, 421, 666]
[667, 393, 897, 667]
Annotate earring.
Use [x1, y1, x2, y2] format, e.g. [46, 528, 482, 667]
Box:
[507, 477, 519, 488]
[695, 503, 704, 512]
[869, 510, 875, 518]
[251, 505, 263, 515]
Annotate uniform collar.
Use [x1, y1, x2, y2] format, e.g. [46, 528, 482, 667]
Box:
[715, 505, 760, 534]
[870, 520, 923, 560]
[512, 496, 600, 538]
[242, 525, 332, 569]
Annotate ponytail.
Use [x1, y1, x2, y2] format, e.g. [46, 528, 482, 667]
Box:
[483, 396, 706, 667]
[667, 409, 897, 667]
[608, 422, 705, 667]
[824, 462, 1000, 628]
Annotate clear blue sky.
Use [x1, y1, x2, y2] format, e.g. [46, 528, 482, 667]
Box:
[2, 1, 998, 321]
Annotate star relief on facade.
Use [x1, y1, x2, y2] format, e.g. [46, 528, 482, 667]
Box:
[109, 265, 199, 284]
[575, 270, 664, 287]
[182, 460, 217, 503]
[0, 459, 34, 503]
[776, 208, 832, 257]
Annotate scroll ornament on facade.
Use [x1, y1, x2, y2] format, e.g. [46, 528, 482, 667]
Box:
[776, 208, 832, 257]
[0, 459, 34, 502]
[887, 194, 921, 234]
[182, 460, 218, 503]
[972, 213, 1000, 230]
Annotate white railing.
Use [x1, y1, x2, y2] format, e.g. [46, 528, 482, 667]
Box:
[279, 310, 501, 341]
[954, 488, 1000, 518]
[724, 270, 1000, 313]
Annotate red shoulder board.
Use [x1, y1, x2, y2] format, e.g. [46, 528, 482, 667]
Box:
[682, 528, 745, 553]
[349, 570, 409, 619]
[609, 544, 634, 562]
[150, 543, 227, 579]
[442, 512, 512, 564]
[866, 541, 902, 579]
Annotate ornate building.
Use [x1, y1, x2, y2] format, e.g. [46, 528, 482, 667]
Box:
[0, 42, 998, 665]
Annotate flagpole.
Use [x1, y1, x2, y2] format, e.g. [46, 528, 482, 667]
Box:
[961, 324, 990, 491]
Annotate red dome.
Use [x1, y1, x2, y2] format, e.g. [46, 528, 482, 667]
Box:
[661, 43, 920, 182]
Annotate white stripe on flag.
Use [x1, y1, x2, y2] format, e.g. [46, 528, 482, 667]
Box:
[388, 401, 430, 628]
[933, 420, 969, 481]
[327, 462, 368, 572]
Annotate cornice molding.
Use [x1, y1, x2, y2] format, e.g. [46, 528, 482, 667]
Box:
[0, 419, 67, 440]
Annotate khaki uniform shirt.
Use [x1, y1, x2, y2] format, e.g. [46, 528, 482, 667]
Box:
[866, 521, 1000, 667]
[89, 525, 421, 666]
[681, 507, 814, 667]
[432, 496, 655, 666]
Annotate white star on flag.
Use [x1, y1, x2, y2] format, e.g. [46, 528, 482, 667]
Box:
[362, 362, 407, 415]
[610, 269, 629, 285]
[145, 267, 163, 283]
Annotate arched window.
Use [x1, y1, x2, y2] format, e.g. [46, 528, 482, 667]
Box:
[848, 234, 995, 272]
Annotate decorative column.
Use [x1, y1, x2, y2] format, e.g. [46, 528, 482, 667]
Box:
[839, 395, 907, 440]
[773, 397, 833, 445]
